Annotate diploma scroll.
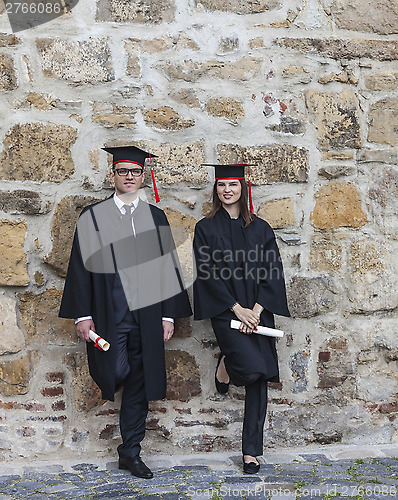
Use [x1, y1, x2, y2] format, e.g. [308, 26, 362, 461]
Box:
[89, 330, 110, 351]
[230, 320, 284, 338]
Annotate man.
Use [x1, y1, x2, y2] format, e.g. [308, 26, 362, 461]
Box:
[59, 145, 192, 479]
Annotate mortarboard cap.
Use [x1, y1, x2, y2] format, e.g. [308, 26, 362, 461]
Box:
[103, 145, 160, 202]
[102, 145, 157, 167]
[203, 163, 257, 213]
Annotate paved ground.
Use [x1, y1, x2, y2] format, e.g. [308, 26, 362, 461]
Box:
[1, 444, 398, 500]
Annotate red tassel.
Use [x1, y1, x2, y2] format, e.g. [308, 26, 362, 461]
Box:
[149, 153, 160, 203]
[248, 165, 254, 213]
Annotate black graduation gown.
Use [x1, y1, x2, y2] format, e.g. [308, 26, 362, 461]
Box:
[193, 207, 290, 383]
[59, 197, 192, 401]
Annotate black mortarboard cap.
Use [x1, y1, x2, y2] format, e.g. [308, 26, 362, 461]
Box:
[102, 145, 157, 167]
[103, 145, 160, 202]
[203, 163, 257, 179]
[203, 163, 257, 213]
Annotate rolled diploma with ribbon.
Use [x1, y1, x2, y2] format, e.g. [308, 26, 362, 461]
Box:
[230, 320, 284, 338]
[89, 330, 110, 351]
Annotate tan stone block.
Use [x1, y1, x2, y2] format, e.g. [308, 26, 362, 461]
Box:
[309, 238, 342, 271]
[368, 166, 398, 210]
[257, 198, 296, 228]
[18, 288, 75, 344]
[163, 208, 197, 236]
[165, 350, 201, 402]
[305, 90, 361, 151]
[125, 38, 141, 77]
[26, 92, 56, 110]
[64, 352, 104, 411]
[34, 271, 45, 287]
[216, 144, 308, 183]
[142, 106, 194, 130]
[163, 208, 197, 284]
[287, 276, 339, 318]
[0, 294, 25, 355]
[275, 37, 398, 61]
[350, 239, 386, 276]
[268, 116, 305, 135]
[142, 37, 173, 54]
[0, 352, 38, 396]
[368, 98, 398, 146]
[0, 34, 19, 47]
[0, 190, 51, 215]
[205, 97, 244, 121]
[170, 89, 201, 108]
[176, 33, 199, 51]
[368, 166, 398, 239]
[318, 71, 358, 85]
[133, 140, 207, 184]
[0, 54, 17, 91]
[219, 36, 239, 54]
[0, 220, 29, 286]
[310, 182, 367, 229]
[161, 57, 261, 82]
[365, 74, 398, 90]
[0, 123, 76, 182]
[318, 165, 356, 179]
[320, 0, 398, 35]
[36, 37, 114, 83]
[198, 0, 280, 14]
[347, 237, 398, 313]
[202, 201, 212, 216]
[249, 37, 265, 50]
[89, 149, 100, 170]
[92, 102, 137, 128]
[322, 152, 354, 161]
[357, 149, 397, 164]
[96, 0, 175, 23]
[141, 33, 200, 54]
[282, 65, 311, 83]
[45, 195, 100, 278]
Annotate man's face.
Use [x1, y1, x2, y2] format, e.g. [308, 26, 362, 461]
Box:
[110, 162, 145, 199]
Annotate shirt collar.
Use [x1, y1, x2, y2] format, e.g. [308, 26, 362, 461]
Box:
[113, 193, 140, 213]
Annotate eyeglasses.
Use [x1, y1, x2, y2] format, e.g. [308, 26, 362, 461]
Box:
[113, 167, 144, 177]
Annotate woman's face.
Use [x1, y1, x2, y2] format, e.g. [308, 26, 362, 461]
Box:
[216, 179, 242, 206]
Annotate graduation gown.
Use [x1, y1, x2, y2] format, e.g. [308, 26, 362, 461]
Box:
[193, 207, 290, 383]
[59, 197, 192, 401]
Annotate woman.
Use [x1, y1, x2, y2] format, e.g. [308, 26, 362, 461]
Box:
[193, 164, 290, 474]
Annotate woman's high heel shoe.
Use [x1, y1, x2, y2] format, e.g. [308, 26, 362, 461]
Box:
[215, 353, 229, 394]
[243, 457, 260, 474]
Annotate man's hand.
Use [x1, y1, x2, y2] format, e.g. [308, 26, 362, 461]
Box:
[162, 320, 174, 342]
[76, 319, 95, 342]
[232, 304, 261, 335]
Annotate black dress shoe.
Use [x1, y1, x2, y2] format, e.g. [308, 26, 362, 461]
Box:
[119, 456, 153, 479]
[215, 353, 229, 394]
[243, 458, 260, 474]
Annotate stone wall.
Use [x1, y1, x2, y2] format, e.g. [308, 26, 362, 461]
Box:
[0, 0, 397, 461]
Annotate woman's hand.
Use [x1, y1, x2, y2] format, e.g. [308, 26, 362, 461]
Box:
[232, 304, 260, 334]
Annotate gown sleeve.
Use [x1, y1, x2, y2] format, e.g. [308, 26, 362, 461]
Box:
[255, 225, 290, 317]
[59, 226, 93, 319]
[193, 222, 237, 320]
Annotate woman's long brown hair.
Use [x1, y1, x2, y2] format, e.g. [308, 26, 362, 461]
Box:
[207, 179, 255, 226]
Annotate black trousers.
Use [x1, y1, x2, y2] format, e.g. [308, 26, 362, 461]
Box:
[225, 360, 268, 456]
[211, 317, 272, 457]
[114, 312, 148, 458]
